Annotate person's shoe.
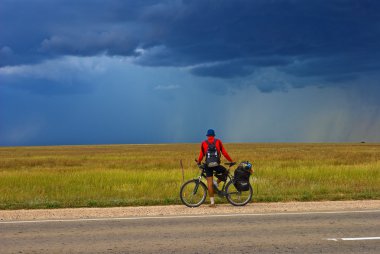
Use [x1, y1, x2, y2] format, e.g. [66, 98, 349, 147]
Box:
[209, 204, 217, 208]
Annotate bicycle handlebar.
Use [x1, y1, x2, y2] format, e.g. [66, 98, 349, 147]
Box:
[195, 159, 236, 168]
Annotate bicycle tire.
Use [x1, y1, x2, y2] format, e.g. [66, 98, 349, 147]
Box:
[225, 180, 253, 206]
[180, 179, 208, 207]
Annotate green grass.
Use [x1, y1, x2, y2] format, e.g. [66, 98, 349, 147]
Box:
[0, 143, 379, 209]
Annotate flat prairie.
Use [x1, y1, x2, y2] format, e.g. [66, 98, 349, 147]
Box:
[0, 143, 379, 209]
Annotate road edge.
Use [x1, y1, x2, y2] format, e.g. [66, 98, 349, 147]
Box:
[1, 200, 379, 222]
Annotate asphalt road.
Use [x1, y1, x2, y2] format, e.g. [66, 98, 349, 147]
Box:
[1, 210, 380, 254]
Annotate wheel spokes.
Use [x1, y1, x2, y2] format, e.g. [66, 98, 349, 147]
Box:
[226, 182, 252, 205]
[181, 180, 206, 206]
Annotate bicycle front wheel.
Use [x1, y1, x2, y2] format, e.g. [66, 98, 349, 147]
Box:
[225, 180, 253, 206]
[180, 179, 207, 207]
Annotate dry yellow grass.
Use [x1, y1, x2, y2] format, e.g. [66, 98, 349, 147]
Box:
[0, 143, 379, 209]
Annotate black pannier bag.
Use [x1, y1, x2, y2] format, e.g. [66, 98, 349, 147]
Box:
[234, 162, 252, 191]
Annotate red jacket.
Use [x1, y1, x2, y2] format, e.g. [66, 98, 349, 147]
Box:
[198, 136, 233, 163]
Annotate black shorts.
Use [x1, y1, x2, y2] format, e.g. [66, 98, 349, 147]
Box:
[205, 165, 228, 180]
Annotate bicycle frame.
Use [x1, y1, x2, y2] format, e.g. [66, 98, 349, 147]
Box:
[195, 163, 235, 197]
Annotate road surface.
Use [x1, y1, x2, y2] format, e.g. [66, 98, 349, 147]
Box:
[1, 210, 380, 253]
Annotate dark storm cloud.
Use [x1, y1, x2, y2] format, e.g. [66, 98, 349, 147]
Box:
[1, 0, 380, 82]
[139, 0, 380, 83]
[190, 62, 253, 79]
[0, 0, 150, 65]
[189, 56, 291, 79]
[282, 52, 380, 78]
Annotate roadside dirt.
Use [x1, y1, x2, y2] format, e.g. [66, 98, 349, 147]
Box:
[1, 200, 379, 221]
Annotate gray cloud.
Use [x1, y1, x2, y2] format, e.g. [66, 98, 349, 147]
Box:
[1, 0, 380, 92]
[190, 62, 253, 79]
[0, 55, 109, 95]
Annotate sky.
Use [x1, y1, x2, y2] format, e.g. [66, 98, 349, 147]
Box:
[1, 0, 380, 146]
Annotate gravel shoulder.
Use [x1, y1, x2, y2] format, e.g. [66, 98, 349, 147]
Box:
[1, 200, 379, 221]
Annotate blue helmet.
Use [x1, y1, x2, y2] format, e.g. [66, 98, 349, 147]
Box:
[206, 129, 215, 136]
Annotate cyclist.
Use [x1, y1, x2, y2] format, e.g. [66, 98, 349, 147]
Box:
[197, 129, 234, 207]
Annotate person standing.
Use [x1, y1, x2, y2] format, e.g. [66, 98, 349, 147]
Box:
[197, 129, 234, 207]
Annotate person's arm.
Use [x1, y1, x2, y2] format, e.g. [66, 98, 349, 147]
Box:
[218, 140, 233, 162]
[198, 142, 205, 164]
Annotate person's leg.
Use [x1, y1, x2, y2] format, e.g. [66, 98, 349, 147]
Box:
[205, 167, 216, 206]
[207, 176, 214, 198]
[207, 176, 215, 207]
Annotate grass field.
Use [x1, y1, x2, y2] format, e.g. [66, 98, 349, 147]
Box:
[0, 143, 379, 209]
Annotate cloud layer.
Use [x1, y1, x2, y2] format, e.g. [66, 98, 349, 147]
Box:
[2, 0, 380, 92]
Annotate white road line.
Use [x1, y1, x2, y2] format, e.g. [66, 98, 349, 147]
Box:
[1, 209, 379, 224]
[326, 237, 380, 241]
[342, 237, 380, 241]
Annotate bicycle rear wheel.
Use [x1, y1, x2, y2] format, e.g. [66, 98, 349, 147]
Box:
[225, 180, 252, 206]
[180, 179, 207, 207]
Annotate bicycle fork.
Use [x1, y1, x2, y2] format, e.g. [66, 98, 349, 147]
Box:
[192, 176, 202, 195]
